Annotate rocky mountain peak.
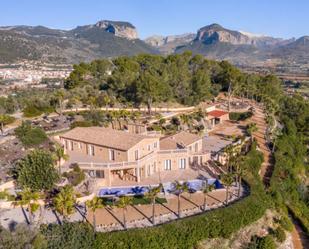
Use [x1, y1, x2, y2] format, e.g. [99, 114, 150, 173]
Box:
[296, 36, 309, 45]
[94, 20, 138, 40]
[200, 23, 224, 31]
[196, 23, 249, 45]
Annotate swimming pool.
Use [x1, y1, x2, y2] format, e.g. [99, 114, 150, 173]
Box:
[98, 179, 222, 197]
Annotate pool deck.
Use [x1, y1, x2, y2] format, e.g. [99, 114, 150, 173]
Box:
[88, 185, 244, 232]
[97, 167, 212, 189]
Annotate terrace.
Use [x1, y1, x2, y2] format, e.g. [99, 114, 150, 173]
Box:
[87, 185, 244, 232]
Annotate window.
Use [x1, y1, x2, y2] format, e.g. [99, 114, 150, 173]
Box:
[147, 165, 151, 176]
[164, 160, 172, 170]
[148, 144, 151, 151]
[109, 149, 115, 161]
[70, 141, 74, 151]
[179, 158, 186, 169]
[134, 150, 139, 160]
[88, 145, 94, 156]
[96, 170, 105, 178]
[154, 142, 157, 149]
[64, 140, 68, 150]
[195, 143, 198, 152]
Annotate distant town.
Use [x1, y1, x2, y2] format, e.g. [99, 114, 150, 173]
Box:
[0, 61, 71, 93]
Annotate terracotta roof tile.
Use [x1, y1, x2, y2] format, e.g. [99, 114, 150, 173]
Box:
[208, 110, 228, 118]
[60, 127, 149, 151]
[160, 131, 201, 150]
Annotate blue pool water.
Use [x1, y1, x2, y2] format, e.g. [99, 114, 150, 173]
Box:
[98, 179, 222, 197]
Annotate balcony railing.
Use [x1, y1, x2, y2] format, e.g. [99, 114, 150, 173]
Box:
[77, 151, 155, 169]
[157, 149, 188, 154]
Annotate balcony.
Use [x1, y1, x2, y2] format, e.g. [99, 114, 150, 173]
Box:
[77, 151, 155, 170]
[157, 149, 188, 154]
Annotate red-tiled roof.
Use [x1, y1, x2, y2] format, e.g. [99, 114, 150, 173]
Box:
[208, 110, 228, 118]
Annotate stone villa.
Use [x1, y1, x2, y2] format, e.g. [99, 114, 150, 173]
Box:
[60, 114, 231, 187]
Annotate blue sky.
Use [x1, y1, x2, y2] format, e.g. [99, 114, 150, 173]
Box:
[1, 0, 309, 39]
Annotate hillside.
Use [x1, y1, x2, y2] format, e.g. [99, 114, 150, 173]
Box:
[0, 20, 158, 63]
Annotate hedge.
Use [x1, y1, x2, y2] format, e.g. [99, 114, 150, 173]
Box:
[229, 111, 253, 121]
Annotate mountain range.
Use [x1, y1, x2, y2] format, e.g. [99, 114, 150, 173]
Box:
[0, 20, 157, 63]
[146, 23, 309, 71]
[0, 20, 309, 73]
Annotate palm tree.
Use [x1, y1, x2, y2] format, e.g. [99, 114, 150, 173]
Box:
[120, 109, 130, 126]
[220, 173, 234, 205]
[179, 114, 189, 131]
[236, 167, 246, 197]
[86, 197, 104, 230]
[173, 181, 189, 218]
[232, 154, 246, 197]
[247, 123, 258, 142]
[53, 185, 76, 223]
[201, 182, 215, 211]
[113, 111, 122, 130]
[54, 143, 69, 174]
[146, 184, 162, 225]
[106, 112, 115, 129]
[223, 144, 235, 172]
[54, 89, 65, 119]
[170, 116, 180, 131]
[102, 95, 111, 111]
[14, 188, 40, 226]
[130, 111, 141, 124]
[117, 196, 133, 229]
[196, 108, 207, 133]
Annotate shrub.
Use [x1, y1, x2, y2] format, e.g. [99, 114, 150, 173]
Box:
[229, 111, 253, 121]
[279, 215, 294, 232]
[257, 235, 276, 249]
[15, 121, 47, 147]
[13, 149, 60, 191]
[23, 105, 54, 118]
[40, 222, 94, 249]
[0, 190, 9, 200]
[63, 164, 85, 186]
[0, 114, 15, 131]
[70, 120, 93, 129]
[23, 106, 43, 118]
[247, 235, 276, 249]
[0, 224, 46, 249]
[272, 226, 286, 242]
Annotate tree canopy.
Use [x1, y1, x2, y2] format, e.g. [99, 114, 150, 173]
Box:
[13, 149, 60, 191]
[14, 121, 47, 147]
[64, 53, 282, 110]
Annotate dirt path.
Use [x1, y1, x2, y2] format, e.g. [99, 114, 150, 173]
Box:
[242, 103, 273, 185]
[291, 219, 309, 249]
[245, 103, 309, 249]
